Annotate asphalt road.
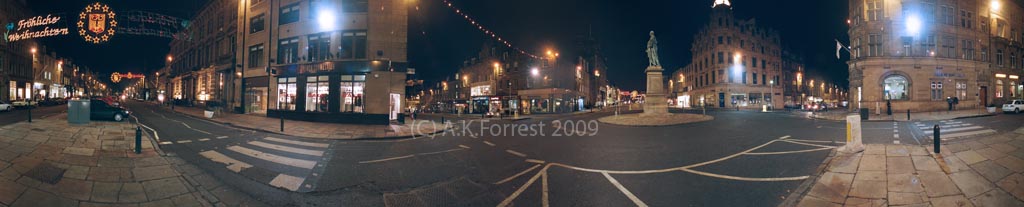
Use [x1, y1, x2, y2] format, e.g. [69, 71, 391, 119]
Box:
[123, 101, 845, 206]
[0, 105, 67, 126]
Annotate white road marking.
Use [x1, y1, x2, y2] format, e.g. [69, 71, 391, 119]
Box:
[159, 141, 173, 145]
[939, 129, 998, 140]
[923, 126, 984, 134]
[745, 147, 833, 155]
[526, 159, 546, 164]
[358, 148, 465, 164]
[216, 136, 228, 139]
[483, 141, 496, 146]
[680, 168, 809, 181]
[227, 146, 317, 169]
[542, 169, 550, 207]
[784, 138, 841, 143]
[495, 164, 542, 184]
[602, 172, 648, 207]
[779, 135, 791, 139]
[506, 150, 527, 157]
[248, 141, 325, 156]
[198, 138, 210, 142]
[497, 166, 548, 207]
[780, 140, 837, 149]
[200, 150, 252, 172]
[269, 174, 305, 191]
[264, 137, 330, 148]
[177, 140, 192, 144]
[458, 145, 470, 149]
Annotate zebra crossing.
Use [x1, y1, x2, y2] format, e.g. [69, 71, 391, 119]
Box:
[916, 120, 997, 141]
[198, 136, 334, 192]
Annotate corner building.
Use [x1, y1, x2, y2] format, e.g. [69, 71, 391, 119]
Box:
[673, 1, 786, 109]
[848, 0, 1024, 112]
[236, 0, 409, 124]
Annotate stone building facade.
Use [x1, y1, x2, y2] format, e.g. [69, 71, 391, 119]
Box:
[0, 0, 36, 102]
[236, 0, 409, 124]
[166, 0, 239, 109]
[672, 1, 787, 109]
[848, 0, 1024, 112]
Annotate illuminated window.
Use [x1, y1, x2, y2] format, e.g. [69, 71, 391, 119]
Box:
[930, 81, 943, 100]
[305, 76, 329, 112]
[956, 81, 967, 100]
[277, 77, 297, 111]
[340, 75, 366, 113]
[866, 0, 882, 21]
[883, 75, 909, 100]
[997, 80, 1004, 98]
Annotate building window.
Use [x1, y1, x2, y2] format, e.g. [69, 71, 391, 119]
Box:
[342, 0, 369, 13]
[956, 81, 967, 100]
[942, 36, 955, 58]
[961, 39, 974, 60]
[866, 0, 882, 21]
[761, 60, 766, 69]
[742, 72, 747, 84]
[982, 47, 989, 61]
[248, 44, 264, 68]
[250, 0, 264, 6]
[883, 75, 909, 100]
[930, 81, 943, 100]
[718, 36, 723, 45]
[753, 73, 758, 84]
[1011, 53, 1018, 68]
[278, 77, 298, 111]
[960, 10, 973, 29]
[280, 3, 300, 25]
[941, 6, 954, 25]
[920, 35, 935, 55]
[997, 50, 1004, 66]
[308, 33, 332, 61]
[901, 37, 912, 56]
[278, 37, 299, 64]
[305, 76, 329, 112]
[340, 75, 366, 113]
[868, 34, 883, 57]
[751, 57, 757, 67]
[717, 52, 724, 64]
[762, 74, 767, 86]
[250, 14, 265, 33]
[340, 31, 367, 59]
[997, 80, 1004, 98]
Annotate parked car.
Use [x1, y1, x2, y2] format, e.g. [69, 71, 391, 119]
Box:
[38, 98, 65, 106]
[0, 101, 11, 112]
[90, 99, 130, 122]
[1002, 99, 1024, 114]
[11, 100, 37, 108]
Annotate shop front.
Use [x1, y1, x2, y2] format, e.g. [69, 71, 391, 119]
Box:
[265, 61, 406, 125]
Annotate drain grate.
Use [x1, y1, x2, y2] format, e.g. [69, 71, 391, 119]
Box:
[24, 162, 66, 184]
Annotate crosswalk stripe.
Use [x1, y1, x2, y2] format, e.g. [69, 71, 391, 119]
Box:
[264, 137, 330, 148]
[216, 136, 228, 139]
[159, 141, 173, 145]
[198, 138, 210, 142]
[177, 140, 192, 144]
[249, 141, 325, 156]
[923, 126, 984, 134]
[939, 129, 998, 140]
[227, 146, 318, 169]
[200, 151, 253, 172]
[269, 174, 305, 191]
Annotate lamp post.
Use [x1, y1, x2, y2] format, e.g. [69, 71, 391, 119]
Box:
[770, 80, 775, 111]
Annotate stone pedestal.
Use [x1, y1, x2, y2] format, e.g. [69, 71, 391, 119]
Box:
[643, 66, 667, 116]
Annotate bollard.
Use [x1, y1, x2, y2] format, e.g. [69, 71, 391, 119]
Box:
[441, 116, 446, 124]
[27, 106, 32, 123]
[839, 114, 865, 153]
[280, 112, 285, 132]
[933, 125, 941, 153]
[907, 109, 911, 121]
[135, 126, 142, 154]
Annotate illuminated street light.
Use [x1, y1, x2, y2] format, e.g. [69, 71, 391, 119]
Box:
[30, 47, 37, 54]
[906, 14, 922, 36]
[167, 56, 173, 62]
[317, 8, 338, 30]
[531, 67, 539, 76]
[991, 0, 1001, 11]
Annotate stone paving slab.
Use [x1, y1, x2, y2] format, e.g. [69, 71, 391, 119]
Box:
[0, 116, 268, 207]
[797, 128, 1024, 207]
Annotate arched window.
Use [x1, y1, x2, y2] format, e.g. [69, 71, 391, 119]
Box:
[883, 75, 909, 100]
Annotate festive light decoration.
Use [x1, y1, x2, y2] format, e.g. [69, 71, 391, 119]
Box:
[5, 14, 70, 42]
[439, 0, 542, 59]
[117, 11, 188, 40]
[78, 2, 118, 44]
[111, 72, 145, 83]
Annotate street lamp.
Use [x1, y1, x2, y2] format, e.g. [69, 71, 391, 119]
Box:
[991, 0, 1001, 11]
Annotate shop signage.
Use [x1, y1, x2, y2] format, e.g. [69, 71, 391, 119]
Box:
[934, 72, 965, 78]
[5, 14, 70, 42]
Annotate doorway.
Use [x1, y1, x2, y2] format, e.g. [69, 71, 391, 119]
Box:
[246, 87, 267, 114]
[980, 86, 988, 107]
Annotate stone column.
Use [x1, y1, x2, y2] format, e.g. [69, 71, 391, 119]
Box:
[643, 66, 667, 116]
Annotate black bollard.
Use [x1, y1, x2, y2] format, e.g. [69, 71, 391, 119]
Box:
[280, 112, 285, 132]
[27, 105, 32, 123]
[933, 125, 941, 153]
[135, 126, 142, 154]
[907, 109, 911, 121]
[441, 116, 446, 124]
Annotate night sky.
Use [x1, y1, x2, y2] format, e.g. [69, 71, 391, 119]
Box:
[23, 0, 849, 91]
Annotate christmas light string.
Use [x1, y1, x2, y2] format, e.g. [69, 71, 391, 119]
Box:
[439, 0, 542, 59]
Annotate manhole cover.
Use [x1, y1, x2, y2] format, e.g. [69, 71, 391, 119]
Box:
[24, 162, 66, 184]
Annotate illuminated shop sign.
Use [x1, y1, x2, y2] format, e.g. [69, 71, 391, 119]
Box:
[78, 2, 117, 44]
[471, 86, 492, 97]
[5, 14, 70, 42]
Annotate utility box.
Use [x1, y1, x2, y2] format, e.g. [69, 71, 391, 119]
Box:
[68, 99, 91, 124]
[859, 108, 869, 121]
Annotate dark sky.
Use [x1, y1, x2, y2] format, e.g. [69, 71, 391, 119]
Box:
[24, 0, 849, 91]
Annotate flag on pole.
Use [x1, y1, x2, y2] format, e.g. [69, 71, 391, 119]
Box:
[836, 40, 844, 59]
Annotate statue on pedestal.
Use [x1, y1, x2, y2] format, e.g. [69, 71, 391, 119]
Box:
[646, 31, 661, 67]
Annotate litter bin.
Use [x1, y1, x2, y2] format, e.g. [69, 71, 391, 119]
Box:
[397, 113, 406, 124]
[859, 108, 869, 121]
[68, 99, 91, 124]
